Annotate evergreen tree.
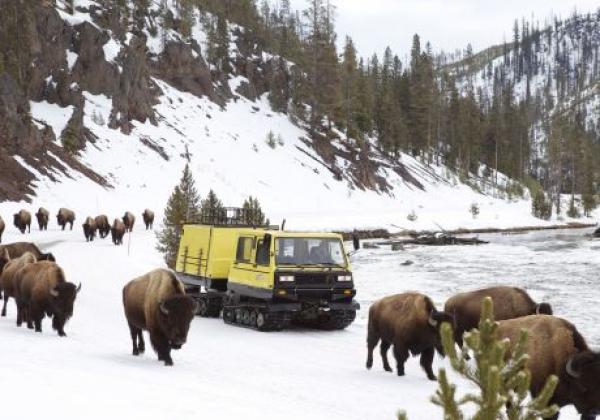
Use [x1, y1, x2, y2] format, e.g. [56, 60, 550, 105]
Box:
[156, 164, 201, 268]
[200, 189, 226, 222]
[242, 196, 266, 226]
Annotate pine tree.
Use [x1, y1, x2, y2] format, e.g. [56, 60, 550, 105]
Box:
[242, 196, 266, 226]
[200, 189, 226, 222]
[156, 164, 201, 268]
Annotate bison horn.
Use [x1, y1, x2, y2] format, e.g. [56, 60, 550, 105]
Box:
[566, 356, 581, 378]
[428, 311, 438, 328]
[76, 283, 82, 293]
[49, 287, 59, 297]
[160, 302, 169, 315]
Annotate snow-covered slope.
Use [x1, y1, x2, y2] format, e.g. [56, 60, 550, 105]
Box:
[2, 1, 597, 232]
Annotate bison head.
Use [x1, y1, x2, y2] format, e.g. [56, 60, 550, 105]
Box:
[13, 214, 21, 226]
[157, 296, 198, 349]
[565, 351, 600, 416]
[48, 282, 81, 336]
[428, 309, 454, 356]
[535, 302, 553, 315]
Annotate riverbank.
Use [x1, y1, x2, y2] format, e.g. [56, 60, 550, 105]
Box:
[338, 221, 597, 240]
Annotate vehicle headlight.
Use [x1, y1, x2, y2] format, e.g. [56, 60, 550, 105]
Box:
[337, 275, 352, 282]
[279, 275, 295, 282]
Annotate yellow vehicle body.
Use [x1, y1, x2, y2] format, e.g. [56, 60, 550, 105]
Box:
[175, 222, 359, 331]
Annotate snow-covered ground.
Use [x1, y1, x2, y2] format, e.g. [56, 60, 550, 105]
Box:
[0, 224, 596, 419]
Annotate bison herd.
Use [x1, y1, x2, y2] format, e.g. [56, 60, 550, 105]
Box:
[367, 286, 600, 419]
[0, 208, 155, 245]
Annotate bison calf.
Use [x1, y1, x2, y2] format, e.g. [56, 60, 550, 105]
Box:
[142, 209, 154, 230]
[13, 210, 31, 234]
[497, 315, 600, 419]
[111, 219, 126, 245]
[445, 286, 552, 348]
[1, 252, 37, 317]
[15, 261, 80, 336]
[82, 217, 97, 242]
[56, 208, 75, 231]
[366, 292, 453, 380]
[35, 207, 49, 231]
[95, 215, 110, 239]
[122, 269, 198, 366]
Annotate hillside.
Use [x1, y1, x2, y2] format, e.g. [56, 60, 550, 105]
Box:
[0, 0, 597, 231]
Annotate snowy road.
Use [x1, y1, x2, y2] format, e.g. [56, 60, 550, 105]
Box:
[1, 226, 597, 419]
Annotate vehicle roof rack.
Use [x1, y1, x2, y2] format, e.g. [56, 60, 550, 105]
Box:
[187, 207, 278, 229]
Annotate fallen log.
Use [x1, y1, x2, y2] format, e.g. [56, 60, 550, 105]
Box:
[378, 233, 489, 247]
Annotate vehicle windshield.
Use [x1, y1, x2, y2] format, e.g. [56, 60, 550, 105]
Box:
[275, 238, 347, 266]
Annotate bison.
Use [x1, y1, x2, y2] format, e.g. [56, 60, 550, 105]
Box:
[0, 242, 55, 264]
[35, 207, 50, 231]
[56, 208, 75, 231]
[142, 209, 154, 230]
[366, 292, 453, 380]
[13, 210, 31, 234]
[15, 261, 80, 336]
[123, 211, 135, 232]
[497, 315, 600, 419]
[1, 252, 37, 317]
[95, 215, 110, 239]
[122, 269, 198, 366]
[111, 219, 126, 245]
[0, 216, 4, 243]
[82, 217, 97, 242]
[445, 286, 552, 348]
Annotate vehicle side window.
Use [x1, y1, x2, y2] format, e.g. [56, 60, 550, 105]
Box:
[256, 240, 270, 266]
[236, 237, 255, 263]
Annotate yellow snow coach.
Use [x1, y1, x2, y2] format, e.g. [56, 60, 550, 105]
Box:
[175, 208, 359, 331]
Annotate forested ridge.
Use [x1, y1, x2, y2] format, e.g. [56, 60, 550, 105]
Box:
[0, 0, 598, 216]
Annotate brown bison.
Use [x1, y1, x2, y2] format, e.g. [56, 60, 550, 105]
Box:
[56, 208, 75, 231]
[82, 217, 97, 242]
[15, 261, 80, 336]
[497, 315, 600, 419]
[142, 209, 154, 230]
[13, 210, 31, 234]
[122, 269, 198, 366]
[95, 215, 110, 239]
[0, 242, 55, 280]
[111, 219, 126, 245]
[0, 242, 56, 265]
[0, 216, 4, 243]
[35, 207, 50, 230]
[122, 211, 135, 232]
[366, 292, 453, 380]
[444, 286, 552, 348]
[1, 252, 37, 317]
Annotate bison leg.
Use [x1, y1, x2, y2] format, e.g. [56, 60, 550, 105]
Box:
[366, 332, 380, 370]
[1, 294, 8, 317]
[420, 347, 437, 381]
[16, 302, 24, 326]
[138, 331, 145, 353]
[393, 344, 409, 376]
[380, 341, 393, 372]
[52, 316, 66, 336]
[150, 333, 173, 366]
[30, 304, 43, 332]
[128, 323, 142, 355]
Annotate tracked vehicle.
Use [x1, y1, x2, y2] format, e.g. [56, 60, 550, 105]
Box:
[175, 208, 359, 331]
